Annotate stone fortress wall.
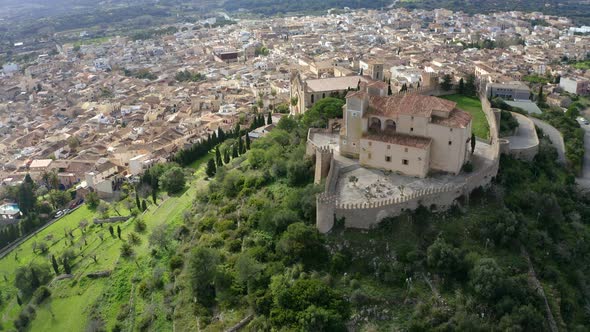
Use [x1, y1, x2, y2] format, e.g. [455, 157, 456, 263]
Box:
[315, 93, 502, 233]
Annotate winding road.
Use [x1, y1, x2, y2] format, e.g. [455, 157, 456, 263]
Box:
[529, 117, 566, 164]
[528, 116, 590, 189]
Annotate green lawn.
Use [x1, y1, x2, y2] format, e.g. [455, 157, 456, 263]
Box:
[0, 172, 201, 331]
[188, 150, 215, 170]
[441, 94, 490, 139]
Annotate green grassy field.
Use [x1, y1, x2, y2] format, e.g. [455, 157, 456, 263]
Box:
[441, 94, 490, 139]
[0, 172, 201, 331]
[188, 150, 215, 170]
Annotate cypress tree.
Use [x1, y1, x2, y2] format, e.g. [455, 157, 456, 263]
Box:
[238, 136, 244, 154]
[141, 200, 147, 212]
[117, 225, 122, 239]
[223, 148, 230, 164]
[206, 159, 217, 177]
[108, 225, 114, 237]
[458, 78, 465, 94]
[232, 144, 239, 158]
[151, 189, 157, 205]
[51, 255, 59, 275]
[17, 294, 22, 306]
[234, 123, 241, 138]
[30, 266, 40, 290]
[267, 112, 272, 125]
[245, 133, 251, 150]
[63, 256, 71, 274]
[135, 190, 141, 210]
[471, 133, 476, 154]
[216, 146, 223, 167]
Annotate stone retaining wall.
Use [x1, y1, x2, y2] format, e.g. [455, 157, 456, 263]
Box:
[316, 93, 501, 232]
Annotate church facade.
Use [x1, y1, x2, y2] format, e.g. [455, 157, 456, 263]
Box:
[340, 87, 473, 177]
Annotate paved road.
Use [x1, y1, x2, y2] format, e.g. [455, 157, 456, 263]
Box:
[508, 113, 538, 150]
[529, 117, 566, 164]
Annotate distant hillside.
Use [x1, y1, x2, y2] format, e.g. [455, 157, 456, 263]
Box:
[397, 0, 590, 25]
[222, 0, 392, 15]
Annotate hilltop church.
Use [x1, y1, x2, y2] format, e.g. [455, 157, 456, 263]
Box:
[339, 84, 473, 178]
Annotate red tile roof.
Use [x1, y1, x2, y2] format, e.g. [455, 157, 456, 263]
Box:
[362, 132, 432, 149]
[365, 94, 457, 117]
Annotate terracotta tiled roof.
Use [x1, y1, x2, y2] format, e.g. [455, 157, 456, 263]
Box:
[362, 132, 432, 149]
[431, 109, 472, 128]
[365, 94, 457, 117]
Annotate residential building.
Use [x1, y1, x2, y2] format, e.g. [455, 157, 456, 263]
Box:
[486, 82, 531, 100]
[559, 76, 589, 95]
[290, 72, 387, 114]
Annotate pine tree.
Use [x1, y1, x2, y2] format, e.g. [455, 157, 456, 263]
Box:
[18, 174, 36, 215]
[51, 255, 59, 275]
[223, 148, 230, 164]
[267, 112, 272, 125]
[245, 133, 251, 150]
[117, 225, 122, 239]
[206, 159, 217, 177]
[215, 146, 223, 167]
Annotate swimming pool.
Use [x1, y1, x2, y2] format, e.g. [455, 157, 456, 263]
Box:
[0, 203, 20, 215]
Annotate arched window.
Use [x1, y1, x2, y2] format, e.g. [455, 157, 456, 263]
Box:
[311, 94, 315, 103]
[322, 93, 325, 98]
[385, 119, 396, 132]
[369, 117, 382, 132]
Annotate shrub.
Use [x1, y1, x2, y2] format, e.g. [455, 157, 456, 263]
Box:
[134, 219, 147, 233]
[32, 286, 51, 305]
[14, 304, 36, 331]
[169, 255, 184, 271]
[128, 232, 142, 246]
[120, 243, 134, 258]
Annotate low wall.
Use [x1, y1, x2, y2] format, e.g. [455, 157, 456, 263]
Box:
[93, 216, 129, 224]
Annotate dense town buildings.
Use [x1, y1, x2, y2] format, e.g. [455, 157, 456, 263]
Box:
[0, 7, 588, 200]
